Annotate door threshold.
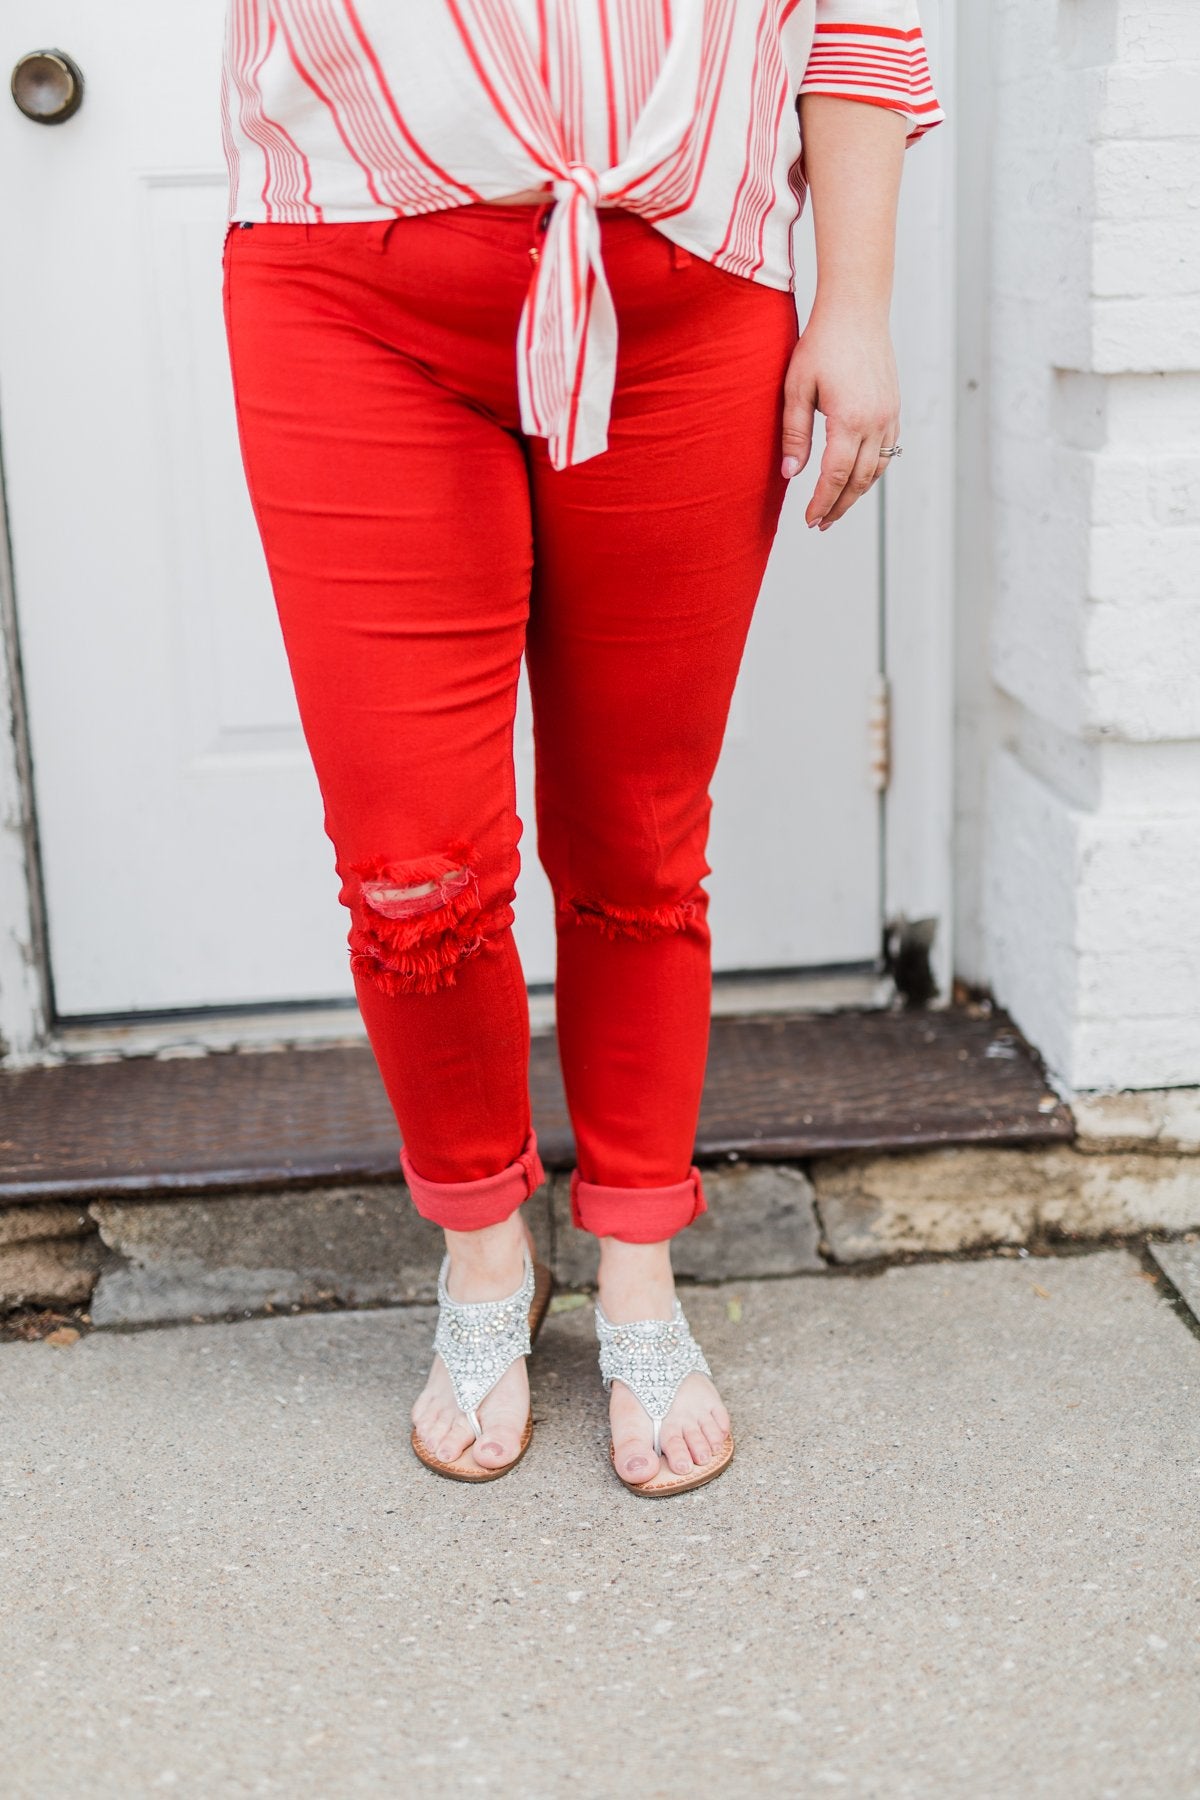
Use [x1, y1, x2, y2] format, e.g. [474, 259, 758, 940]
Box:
[50, 967, 892, 1064]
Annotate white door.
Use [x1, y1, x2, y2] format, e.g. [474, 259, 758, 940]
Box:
[0, 5, 888, 1019]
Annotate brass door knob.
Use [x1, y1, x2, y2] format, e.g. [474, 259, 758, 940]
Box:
[11, 50, 84, 124]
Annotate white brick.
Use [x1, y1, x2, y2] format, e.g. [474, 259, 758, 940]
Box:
[1084, 601, 1200, 738]
[1092, 141, 1200, 221]
[1086, 524, 1200, 601]
[1062, 1, 1200, 72]
[1092, 62, 1200, 138]
[1078, 947, 1200, 1019]
[1071, 1014, 1200, 1089]
[1101, 373, 1200, 444]
[1113, 0, 1200, 65]
[1075, 814, 1200, 956]
[1089, 452, 1200, 526]
[1093, 740, 1200, 815]
[1149, 456, 1200, 524]
[989, 497, 1088, 731]
[983, 750, 1081, 1081]
[1058, 297, 1200, 373]
[1086, 456, 1150, 522]
[984, 745, 1200, 1088]
[1053, 372, 1200, 450]
[1093, 220, 1200, 299]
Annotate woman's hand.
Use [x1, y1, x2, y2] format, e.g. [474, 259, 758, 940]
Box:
[787, 94, 908, 529]
[781, 305, 900, 531]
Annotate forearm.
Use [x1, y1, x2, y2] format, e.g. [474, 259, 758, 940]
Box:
[797, 94, 907, 322]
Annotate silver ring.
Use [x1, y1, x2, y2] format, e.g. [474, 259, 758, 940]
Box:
[879, 444, 903, 458]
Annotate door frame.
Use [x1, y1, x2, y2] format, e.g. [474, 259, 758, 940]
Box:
[0, 439, 50, 1061]
[0, 9, 957, 1055]
[882, 0, 958, 1006]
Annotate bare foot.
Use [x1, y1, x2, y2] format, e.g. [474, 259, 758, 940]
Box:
[597, 1238, 732, 1486]
[411, 1210, 534, 1473]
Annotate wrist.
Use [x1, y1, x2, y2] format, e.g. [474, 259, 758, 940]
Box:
[808, 285, 893, 330]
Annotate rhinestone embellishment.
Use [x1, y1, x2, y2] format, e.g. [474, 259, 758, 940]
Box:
[594, 1299, 711, 1440]
[433, 1250, 536, 1431]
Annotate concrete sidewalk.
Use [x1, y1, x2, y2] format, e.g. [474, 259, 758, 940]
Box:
[3, 1252, 1199, 1797]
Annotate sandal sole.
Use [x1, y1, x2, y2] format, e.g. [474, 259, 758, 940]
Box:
[411, 1256, 553, 1483]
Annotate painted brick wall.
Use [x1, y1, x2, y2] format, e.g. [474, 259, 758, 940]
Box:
[980, 0, 1200, 1090]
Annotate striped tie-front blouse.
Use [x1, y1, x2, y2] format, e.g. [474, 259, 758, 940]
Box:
[220, 1, 944, 467]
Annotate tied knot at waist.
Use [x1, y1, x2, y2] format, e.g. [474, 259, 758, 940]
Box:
[521, 160, 630, 470]
[552, 161, 602, 208]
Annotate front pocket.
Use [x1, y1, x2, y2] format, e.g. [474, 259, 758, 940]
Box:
[224, 220, 368, 260]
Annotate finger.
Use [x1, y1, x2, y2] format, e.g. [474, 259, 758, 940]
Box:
[874, 417, 901, 473]
[819, 430, 887, 528]
[807, 426, 863, 527]
[781, 381, 817, 481]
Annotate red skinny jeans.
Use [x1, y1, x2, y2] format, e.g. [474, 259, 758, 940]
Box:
[222, 204, 797, 1243]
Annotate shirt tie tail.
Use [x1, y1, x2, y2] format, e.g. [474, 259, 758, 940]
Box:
[517, 170, 618, 470]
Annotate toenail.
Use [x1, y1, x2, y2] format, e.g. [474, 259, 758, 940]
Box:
[627, 1456, 648, 1472]
[481, 1441, 504, 1456]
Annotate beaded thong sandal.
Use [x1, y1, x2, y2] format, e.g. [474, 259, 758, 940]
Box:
[411, 1247, 554, 1483]
[595, 1297, 734, 1497]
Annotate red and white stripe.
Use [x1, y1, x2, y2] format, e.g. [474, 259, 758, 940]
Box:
[222, 0, 944, 467]
[798, 0, 942, 141]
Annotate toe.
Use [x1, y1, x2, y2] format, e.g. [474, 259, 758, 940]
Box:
[471, 1421, 524, 1469]
[660, 1430, 693, 1478]
[704, 1411, 729, 1452]
[435, 1412, 475, 1463]
[613, 1434, 659, 1485]
[417, 1408, 451, 1454]
[711, 1401, 732, 1440]
[683, 1424, 711, 1467]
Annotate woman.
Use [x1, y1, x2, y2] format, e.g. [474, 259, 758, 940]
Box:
[220, 0, 943, 1495]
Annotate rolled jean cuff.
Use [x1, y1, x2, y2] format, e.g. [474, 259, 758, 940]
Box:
[400, 1130, 545, 1231]
[570, 1166, 707, 1243]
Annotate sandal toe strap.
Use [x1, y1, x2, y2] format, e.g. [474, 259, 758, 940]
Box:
[434, 1250, 536, 1432]
[594, 1299, 711, 1454]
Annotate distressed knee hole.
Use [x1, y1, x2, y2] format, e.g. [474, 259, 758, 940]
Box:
[345, 846, 489, 995]
[560, 893, 701, 942]
[361, 866, 472, 921]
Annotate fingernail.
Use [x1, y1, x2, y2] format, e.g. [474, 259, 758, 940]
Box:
[782, 456, 800, 479]
[808, 517, 823, 530]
